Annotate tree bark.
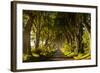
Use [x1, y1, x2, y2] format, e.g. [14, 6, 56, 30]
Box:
[23, 30, 32, 55]
[23, 13, 34, 56]
[35, 31, 40, 50]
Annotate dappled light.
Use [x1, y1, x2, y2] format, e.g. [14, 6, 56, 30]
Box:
[23, 10, 91, 62]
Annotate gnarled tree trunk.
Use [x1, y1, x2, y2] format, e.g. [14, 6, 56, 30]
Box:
[23, 12, 35, 57]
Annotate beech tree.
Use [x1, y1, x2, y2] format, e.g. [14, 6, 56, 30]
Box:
[23, 10, 91, 62]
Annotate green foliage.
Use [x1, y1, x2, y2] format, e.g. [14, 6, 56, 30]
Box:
[23, 10, 91, 62]
[23, 54, 32, 61]
[40, 46, 56, 57]
[61, 42, 74, 56]
[82, 28, 90, 53]
[31, 44, 56, 58]
[72, 28, 91, 60]
[74, 53, 90, 60]
[60, 28, 90, 59]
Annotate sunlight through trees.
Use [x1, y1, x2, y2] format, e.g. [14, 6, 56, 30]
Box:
[23, 10, 91, 62]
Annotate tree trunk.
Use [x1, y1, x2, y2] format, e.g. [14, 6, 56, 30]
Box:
[23, 14, 34, 56]
[23, 31, 32, 55]
[78, 23, 84, 53]
[35, 31, 40, 50]
[35, 13, 42, 54]
[74, 23, 84, 54]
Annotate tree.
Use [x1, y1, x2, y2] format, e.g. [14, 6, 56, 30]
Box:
[54, 12, 91, 55]
[23, 10, 91, 61]
[23, 10, 36, 61]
